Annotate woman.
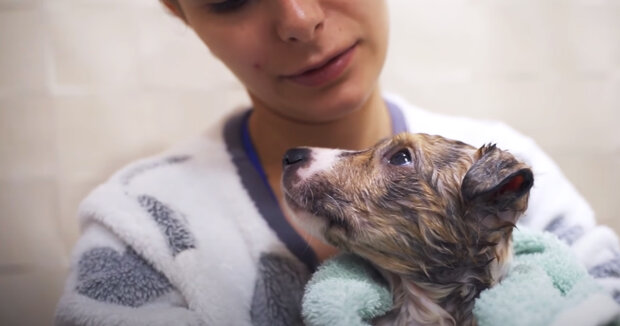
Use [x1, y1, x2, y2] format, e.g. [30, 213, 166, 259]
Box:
[55, 1, 620, 325]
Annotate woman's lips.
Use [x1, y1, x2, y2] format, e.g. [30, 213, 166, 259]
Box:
[284, 43, 358, 87]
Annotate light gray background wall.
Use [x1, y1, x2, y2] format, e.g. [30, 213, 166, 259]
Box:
[1, 0, 618, 324]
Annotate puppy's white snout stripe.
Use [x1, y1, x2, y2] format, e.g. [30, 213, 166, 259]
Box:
[296, 148, 343, 182]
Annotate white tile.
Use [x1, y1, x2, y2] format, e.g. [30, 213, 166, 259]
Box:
[0, 9, 47, 97]
[134, 6, 239, 91]
[469, 0, 570, 77]
[53, 89, 248, 180]
[0, 97, 56, 179]
[53, 94, 156, 180]
[0, 179, 67, 266]
[386, 0, 473, 83]
[47, 4, 141, 94]
[57, 175, 100, 253]
[574, 0, 619, 5]
[565, 3, 620, 74]
[0, 265, 67, 326]
[468, 0, 620, 77]
[611, 78, 620, 152]
[387, 0, 619, 80]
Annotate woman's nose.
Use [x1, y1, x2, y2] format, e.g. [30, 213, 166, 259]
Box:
[274, 0, 325, 43]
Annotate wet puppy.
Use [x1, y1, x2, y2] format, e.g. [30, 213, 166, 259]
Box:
[281, 133, 533, 326]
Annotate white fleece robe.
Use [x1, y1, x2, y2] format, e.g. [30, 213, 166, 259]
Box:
[55, 94, 620, 326]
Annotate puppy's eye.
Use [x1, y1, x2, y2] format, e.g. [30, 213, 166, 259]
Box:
[389, 149, 412, 166]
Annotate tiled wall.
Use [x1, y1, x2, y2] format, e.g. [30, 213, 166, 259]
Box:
[0, 0, 618, 324]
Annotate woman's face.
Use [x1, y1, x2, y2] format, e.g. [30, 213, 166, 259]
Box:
[174, 0, 389, 123]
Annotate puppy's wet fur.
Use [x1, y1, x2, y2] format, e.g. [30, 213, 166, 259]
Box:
[282, 133, 533, 326]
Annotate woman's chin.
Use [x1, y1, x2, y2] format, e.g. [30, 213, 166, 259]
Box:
[286, 82, 379, 123]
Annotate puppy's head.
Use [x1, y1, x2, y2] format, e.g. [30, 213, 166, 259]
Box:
[281, 133, 533, 325]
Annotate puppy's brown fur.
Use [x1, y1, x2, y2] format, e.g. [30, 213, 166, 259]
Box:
[282, 133, 533, 326]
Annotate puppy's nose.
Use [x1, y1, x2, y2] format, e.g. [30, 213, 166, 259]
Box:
[283, 148, 310, 167]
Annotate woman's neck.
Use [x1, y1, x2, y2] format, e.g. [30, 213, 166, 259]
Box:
[248, 88, 392, 174]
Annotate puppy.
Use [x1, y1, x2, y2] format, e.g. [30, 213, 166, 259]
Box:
[281, 132, 533, 326]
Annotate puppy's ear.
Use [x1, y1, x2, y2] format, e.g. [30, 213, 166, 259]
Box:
[461, 144, 534, 225]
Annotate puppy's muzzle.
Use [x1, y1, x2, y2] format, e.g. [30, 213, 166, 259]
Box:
[282, 147, 312, 191]
[283, 148, 310, 167]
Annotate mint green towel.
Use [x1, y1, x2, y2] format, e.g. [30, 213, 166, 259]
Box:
[302, 228, 620, 326]
[302, 254, 393, 326]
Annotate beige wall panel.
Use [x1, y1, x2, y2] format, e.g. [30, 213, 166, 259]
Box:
[0, 97, 56, 178]
[48, 4, 141, 93]
[0, 266, 67, 326]
[0, 9, 47, 96]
